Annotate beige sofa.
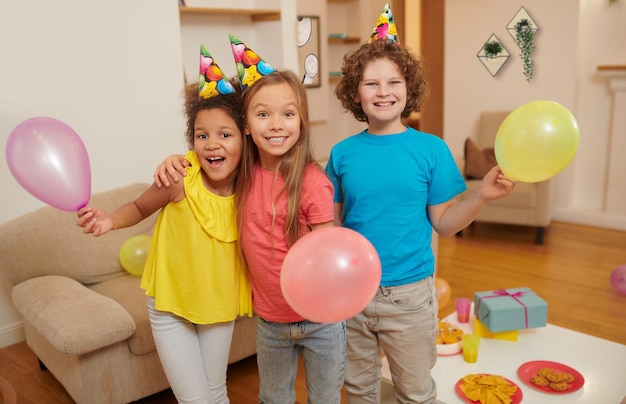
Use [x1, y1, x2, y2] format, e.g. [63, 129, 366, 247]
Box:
[0, 183, 257, 404]
[456, 111, 555, 244]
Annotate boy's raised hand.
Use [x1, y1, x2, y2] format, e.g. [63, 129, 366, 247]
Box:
[153, 154, 189, 188]
[479, 165, 516, 202]
[76, 206, 113, 237]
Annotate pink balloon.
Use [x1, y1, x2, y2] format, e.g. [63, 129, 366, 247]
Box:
[281, 227, 382, 323]
[611, 265, 626, 296]
[6, 117, 91, 211]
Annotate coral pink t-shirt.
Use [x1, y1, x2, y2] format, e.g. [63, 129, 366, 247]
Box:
[241, 163, 334, 322]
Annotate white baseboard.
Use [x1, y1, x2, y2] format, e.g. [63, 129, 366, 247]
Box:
[553, 208, 626, 231]
[0, 321, 24, 349]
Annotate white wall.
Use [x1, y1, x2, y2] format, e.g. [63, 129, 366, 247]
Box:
[1, 0, 188, 223]
[568, 0, 626, 227]
[0, 0, 187, 347]
[444, 0, 626, 231]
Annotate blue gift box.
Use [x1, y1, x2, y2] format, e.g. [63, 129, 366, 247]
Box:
[474, 288, 547, 332]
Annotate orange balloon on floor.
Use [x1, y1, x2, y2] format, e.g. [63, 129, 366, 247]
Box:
[435, 277, 451, 309]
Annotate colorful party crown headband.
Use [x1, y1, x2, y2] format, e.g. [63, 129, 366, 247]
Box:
[368, 2, 399, 43]
[229, 33, 276, 91]
[198, 44, 235, 99]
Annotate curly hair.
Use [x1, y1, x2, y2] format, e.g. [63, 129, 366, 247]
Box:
[182, 78, 244, 149]
[335, 39, 429, 123]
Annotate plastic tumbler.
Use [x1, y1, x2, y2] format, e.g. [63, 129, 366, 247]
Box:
[456, 297, 472, 323]
[462, 334, 480, 363]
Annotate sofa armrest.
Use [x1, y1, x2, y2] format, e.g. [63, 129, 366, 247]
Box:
[11, 275, 136, 355]
[533, 178, 555, 225]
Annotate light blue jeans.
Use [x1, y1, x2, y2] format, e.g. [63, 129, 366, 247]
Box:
[147, 296, 235, 404]
[256, 317, 346, 404]
[345, 277, 438, 404]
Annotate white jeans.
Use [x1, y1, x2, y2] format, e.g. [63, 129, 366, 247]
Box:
[147, 296, 235, 404]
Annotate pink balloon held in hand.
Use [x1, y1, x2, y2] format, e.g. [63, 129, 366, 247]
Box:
[6, 116, 91, 211]
[280, 227, 382, 323]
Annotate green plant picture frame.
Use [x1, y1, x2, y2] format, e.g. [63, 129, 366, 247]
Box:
[476, 33, 510, 77]
[506, 6, 539, 82]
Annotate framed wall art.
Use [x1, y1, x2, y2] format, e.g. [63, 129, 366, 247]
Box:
[476, 33, 510, 77]
[297, 16, 321, 88]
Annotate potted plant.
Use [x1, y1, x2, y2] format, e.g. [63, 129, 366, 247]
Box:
[483, 40, 503, 58]
[514, 18, 536, 82]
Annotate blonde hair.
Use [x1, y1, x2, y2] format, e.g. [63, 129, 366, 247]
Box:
[236, 70, 322, 248]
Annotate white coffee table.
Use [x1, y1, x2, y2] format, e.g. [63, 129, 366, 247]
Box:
[381, 310, 626, 403]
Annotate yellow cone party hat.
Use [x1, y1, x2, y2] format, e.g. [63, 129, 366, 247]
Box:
[367, 2, 399, 43]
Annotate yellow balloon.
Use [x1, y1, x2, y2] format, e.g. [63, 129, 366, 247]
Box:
[495, 100, 580, 183]
[119, 235, 152, 276]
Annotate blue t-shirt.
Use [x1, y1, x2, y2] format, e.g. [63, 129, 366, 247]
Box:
[326, 127, 467, 286]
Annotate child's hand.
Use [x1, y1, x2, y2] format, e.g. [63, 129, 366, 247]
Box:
[76, 206, 113, 237]
[153, 154, 190, 188]
[479, 166, 516, 202]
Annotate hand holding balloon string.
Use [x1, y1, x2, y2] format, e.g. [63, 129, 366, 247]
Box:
[76, 206, 114, 237]
[478, 165, 516, 202]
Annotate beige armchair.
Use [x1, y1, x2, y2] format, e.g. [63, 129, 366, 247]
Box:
[0, 183, 257, 404]
[456, 111, 555, 245]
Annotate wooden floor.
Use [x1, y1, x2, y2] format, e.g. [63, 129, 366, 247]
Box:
[1, 221, 625, 403]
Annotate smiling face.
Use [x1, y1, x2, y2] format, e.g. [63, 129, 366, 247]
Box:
[244, 82, 301, 170]
[356, 57, 408, 134]
[193, 108, 243, 196]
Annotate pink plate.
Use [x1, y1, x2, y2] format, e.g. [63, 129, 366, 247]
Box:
[455, 374, 523, 404]
[517, 360, 584, 394]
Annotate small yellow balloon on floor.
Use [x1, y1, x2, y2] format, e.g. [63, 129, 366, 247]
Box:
[119, 235, 152, 276]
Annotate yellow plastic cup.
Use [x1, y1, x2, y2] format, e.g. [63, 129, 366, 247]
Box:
[462, 334, 480, 363]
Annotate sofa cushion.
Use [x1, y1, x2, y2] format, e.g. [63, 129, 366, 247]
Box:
[90, 275, 156, 355]
[11, 275, 136, 355]
[464, 138, 497, 179]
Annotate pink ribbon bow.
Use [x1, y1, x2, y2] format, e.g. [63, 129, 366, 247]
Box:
[476, 289, 529, 329]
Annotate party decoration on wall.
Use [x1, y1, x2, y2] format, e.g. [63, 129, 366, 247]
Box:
[495, 100, 580, 183]
[611, 265, 626, 296]
[280, 227, 382, 323]
[119, 235, 152, 276]
[435, 277, 452, 309]
[198, 44, 235, 99]
[6, 116, 91, 211]
[297, 16, 321, 88]
[229, 33, 275, 91]
[476, 33, 510, 77]
[506, 7, 538, 82]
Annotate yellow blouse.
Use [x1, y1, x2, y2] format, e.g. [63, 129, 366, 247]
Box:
[140, 151, 252, 324]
